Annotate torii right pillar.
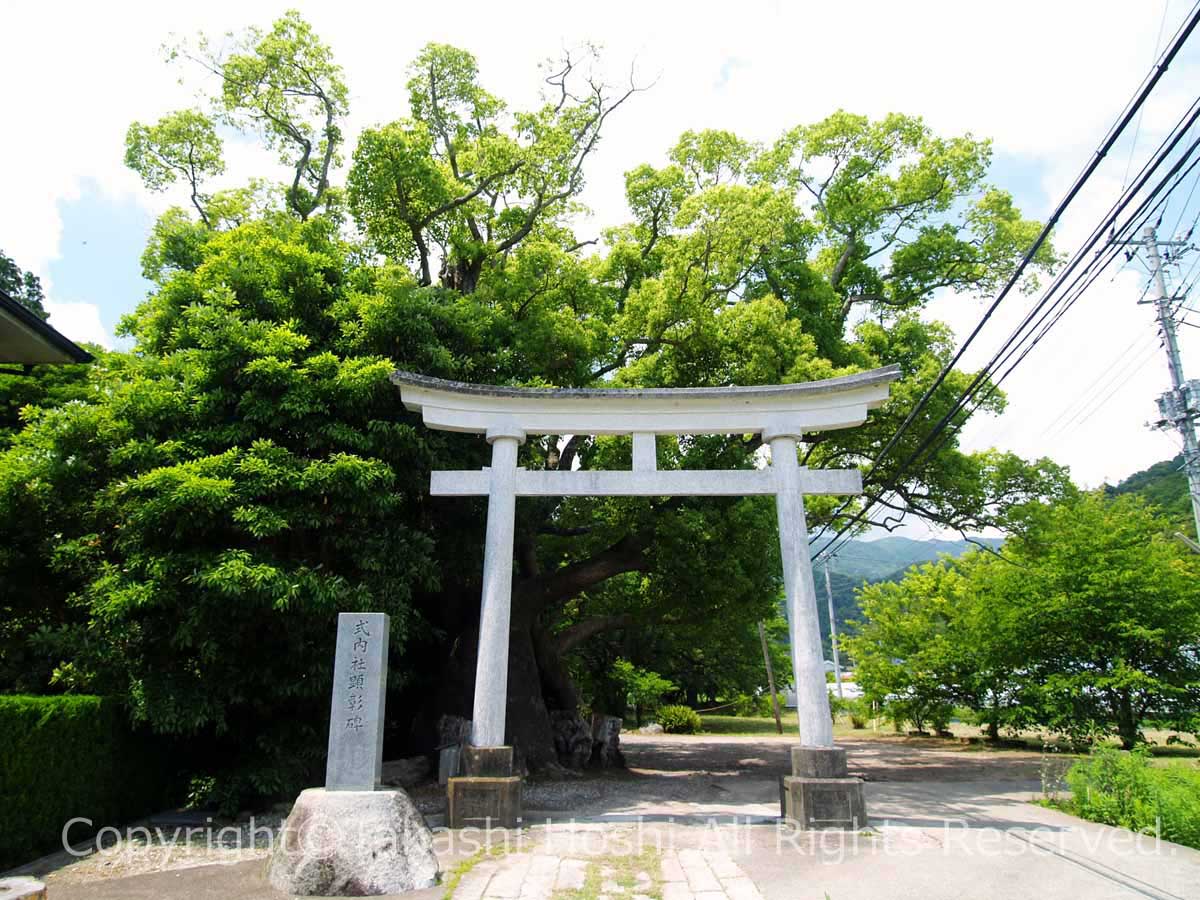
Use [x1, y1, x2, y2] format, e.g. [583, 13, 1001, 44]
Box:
[767, 427, 867, 830]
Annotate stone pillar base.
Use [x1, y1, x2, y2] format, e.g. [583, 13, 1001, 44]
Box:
[447, 776, 522, 828]
[448, 744, 522, 829]
[461, 744, 514, 776]
[779, 744, 867, 829]
[268, 788, 439, 896]
[791, 744, 848, 778]
[781, 776, 867, 829]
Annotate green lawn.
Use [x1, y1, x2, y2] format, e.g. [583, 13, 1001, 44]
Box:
[692, 713, 1200, 760]
[699, 713, 796, 735]
[698, 712, 881, 737]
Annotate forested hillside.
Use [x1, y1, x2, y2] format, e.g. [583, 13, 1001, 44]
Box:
[1108, 455, 1192, 533]
[817, 536, 1002, 654]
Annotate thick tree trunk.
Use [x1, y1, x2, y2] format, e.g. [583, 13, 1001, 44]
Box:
[503, 623, 559, 770]
[1115, 692, 1139, 750]
[440, 256, 483, 295]
[532, 625, 579, 711]
[416, 526, 648, 771]
[418, 615, 565, 772]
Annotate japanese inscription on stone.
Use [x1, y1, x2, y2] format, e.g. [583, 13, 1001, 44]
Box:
[325, 612, 389, 791]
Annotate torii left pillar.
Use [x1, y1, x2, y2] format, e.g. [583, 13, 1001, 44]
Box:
[766, 428, 833, 748]
[446, 425, 524, 829]
[768, 428, 866, 829]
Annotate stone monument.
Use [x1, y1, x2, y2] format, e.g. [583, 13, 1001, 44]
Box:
[269, 613, 440, 895]
[393, 366, 900, 830]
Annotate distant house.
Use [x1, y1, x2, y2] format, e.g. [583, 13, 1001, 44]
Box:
[784, 665, 863, 707]
[0, 288, 92, 365]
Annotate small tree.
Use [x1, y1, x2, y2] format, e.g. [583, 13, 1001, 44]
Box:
[844, 562, 964, 733]
[0, 250, 49, 320]
[848, 493, 1200, 748]
[1007, 493, 1200, 749]
[611, 659, 675, 726]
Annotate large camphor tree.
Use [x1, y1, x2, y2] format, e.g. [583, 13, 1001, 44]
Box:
[344, 43, 1066, 763]
[0, 13, 1068, 799]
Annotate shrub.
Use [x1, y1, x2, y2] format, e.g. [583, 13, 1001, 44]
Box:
[731, 692, 778, 718]
[612, 659, 676, 726]
[883, 697, 953, 734]
[1065, 749, 1200, 850]
[847, 698, 872, 729]
[657, 704, 702, 734]
[0, 695, 179, 869]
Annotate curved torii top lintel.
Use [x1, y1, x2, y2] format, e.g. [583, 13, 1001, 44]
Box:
[391, 365, 901, 438]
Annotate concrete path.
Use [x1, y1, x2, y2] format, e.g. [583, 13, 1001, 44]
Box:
[443, 779, 1200, 900]
[450, 845, 766, 900]
[26, 735, 1200, 900]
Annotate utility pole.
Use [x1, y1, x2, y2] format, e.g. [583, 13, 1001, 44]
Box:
[822, 559, 844, 699]
[757, 621, 784, 734]
[1140, 226, 1200, 538]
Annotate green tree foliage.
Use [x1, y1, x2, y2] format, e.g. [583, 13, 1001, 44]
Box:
[0, 355, 97, 448]
[172, 10, 349, 219]
[1109, 454, 1193, 535]
[0, 249, 48, 320]
[1010, 493, 1200, 748]
[848, 493, 1200, 748]
[125, 110, 225, 226]
[610, 659, 675, 725]
[0, 15, 1074, 801]
[846, 563, 964, 733]
[0, 218, 465, 805]
[846, 552, 1031, 737]
[349, 43, 638, 292]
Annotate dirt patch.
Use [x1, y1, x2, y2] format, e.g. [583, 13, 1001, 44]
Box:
[621, 733, 1045, 783]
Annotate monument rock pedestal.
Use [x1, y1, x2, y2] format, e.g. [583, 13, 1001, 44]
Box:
[268, 788, 439, 896]
[779, 745, 867, 830]
[447, 745, 522, 829]
[0, 878, 47, 900]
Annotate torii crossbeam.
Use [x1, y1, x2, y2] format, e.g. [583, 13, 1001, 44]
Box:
[392, 366, 901, 753]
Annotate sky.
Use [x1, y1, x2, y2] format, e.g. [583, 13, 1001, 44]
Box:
[4, 0, 1200, 513]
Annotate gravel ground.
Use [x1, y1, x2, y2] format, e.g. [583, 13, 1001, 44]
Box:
[13, 814, 287, 887]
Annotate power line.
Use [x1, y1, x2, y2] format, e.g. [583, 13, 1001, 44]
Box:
[1071, 344, 1164, 430]
[1039, 333, 1160, 441]
[821, 111, 1200, 559]
[1121, 0, 1173, 191]
[1167, 166, 1200, 238]
[809, 1, 1200, 562]
[907, 103, 1200, 472]
[946, 116, 1200, 433]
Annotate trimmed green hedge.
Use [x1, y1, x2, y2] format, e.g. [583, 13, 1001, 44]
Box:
[0, 695, 178, 870]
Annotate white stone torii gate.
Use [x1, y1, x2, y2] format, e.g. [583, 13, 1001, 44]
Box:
[393, 365, 900, 752]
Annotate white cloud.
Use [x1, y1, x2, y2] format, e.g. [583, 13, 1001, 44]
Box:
[44, 302, 112, 350]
